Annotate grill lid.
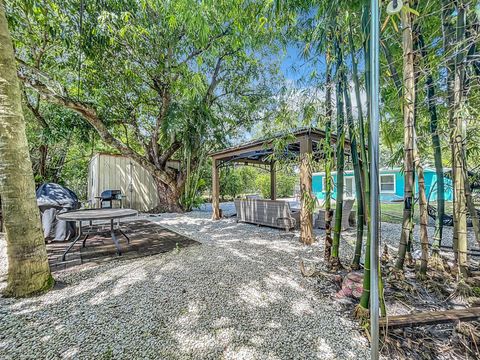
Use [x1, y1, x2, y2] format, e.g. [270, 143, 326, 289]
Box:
[100, 189, 122, 200]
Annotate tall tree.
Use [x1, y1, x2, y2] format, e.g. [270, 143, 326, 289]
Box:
[357, 2, 372, 317]
[347, 20, 365, 270]
[324, 41, 334, 261]
[10, 0, 278, 212]
[343, 71, 365, 270]
[417, 30, 445, 253]
[330, 32, 346, 269]
[395, 3, 416, 271]
[0, 0, 53, 297]
[412, 10, 429, 276]
[450, 1, 469, 276]
[441, 0, 459, 260]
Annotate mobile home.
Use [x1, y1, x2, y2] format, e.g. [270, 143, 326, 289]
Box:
[312, 167, 453, 202]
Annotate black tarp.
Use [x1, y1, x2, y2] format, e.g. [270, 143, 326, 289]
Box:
[36, 183, 80, 241]
[36, 183, 79, 210]
[444, 170, 480, 190]
[427, 204, 478, 227]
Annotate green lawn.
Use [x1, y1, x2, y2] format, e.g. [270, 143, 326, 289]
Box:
[380, 202, 418, 223]
[316, 201, 454, 224]
[380, 201, 454, 224]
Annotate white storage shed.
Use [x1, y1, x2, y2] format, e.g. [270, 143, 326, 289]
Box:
[87, 153, 179, 212]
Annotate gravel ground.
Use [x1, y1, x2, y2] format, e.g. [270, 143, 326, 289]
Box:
[0, 211, 369, 360]
[1, 204, 476, 360]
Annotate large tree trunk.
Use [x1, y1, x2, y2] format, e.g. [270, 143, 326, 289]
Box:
[396, 5, 416, 271]
[0, 2, 53, 297]
[152, 177, 184, 213]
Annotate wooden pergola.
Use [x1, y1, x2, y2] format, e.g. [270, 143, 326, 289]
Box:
[210, 128, 351, 244]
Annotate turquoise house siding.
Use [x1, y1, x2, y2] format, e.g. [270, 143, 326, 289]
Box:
[313, 168, 453, 202]
[312, 175, 323, 197]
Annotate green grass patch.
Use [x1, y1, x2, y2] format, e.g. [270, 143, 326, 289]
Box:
[317, 201, 454, 224]
[380, 201, 454, 224]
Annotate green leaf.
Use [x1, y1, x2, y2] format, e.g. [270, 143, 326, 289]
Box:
[404, 5, 419, 16]
[168, 15, 177, 29]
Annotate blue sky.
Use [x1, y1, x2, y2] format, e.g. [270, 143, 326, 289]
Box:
[280, 44, 325, 85]
[280, 42, 364, 86]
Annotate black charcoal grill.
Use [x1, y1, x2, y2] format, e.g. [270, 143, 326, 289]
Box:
[99, 189, 123, 208]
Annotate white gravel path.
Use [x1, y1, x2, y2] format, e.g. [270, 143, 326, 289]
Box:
[0, 211, 369, 360]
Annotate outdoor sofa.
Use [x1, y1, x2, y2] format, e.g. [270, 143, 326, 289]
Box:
[315, 199, 355, 230]
[234, 198, 300, 231]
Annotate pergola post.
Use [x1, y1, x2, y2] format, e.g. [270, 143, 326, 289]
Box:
[270, 161, 276, 200]
[299, 136, 314, 245]
[212, 159, 220, 220]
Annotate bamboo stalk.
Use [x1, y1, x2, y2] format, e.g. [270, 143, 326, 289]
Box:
[417, 30, 445, 253]
[396, 3, 416, 271]
[331, 32, 345, 267]
[359, 3, 372, 311]
[324, 40, 334, 261]
[343, 70, 365, 270]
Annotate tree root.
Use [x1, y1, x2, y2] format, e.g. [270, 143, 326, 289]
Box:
[388, 267, 405, 281]
[351, 263, 361, 271]
[381, 244, 391, 265]
[354, 304, 370, 325]
[415, 270, 428, 281]
[450, 280, 474, 303]
[329, 256, 344, 272]
[406, 252, 415, 268]
[428, 252, 445, 272]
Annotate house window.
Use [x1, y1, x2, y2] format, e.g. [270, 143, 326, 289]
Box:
[380, 174, 395, 193]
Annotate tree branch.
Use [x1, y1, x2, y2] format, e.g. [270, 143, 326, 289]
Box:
[159, 140, 181, 167]
[176, 25, 231, 67]
[18, 72, 178, 188]
[22, 89, 49, 129]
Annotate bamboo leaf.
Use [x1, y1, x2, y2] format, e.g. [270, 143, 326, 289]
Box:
[404, 5, 419, 16]
[390, 16, 399, 32]
[381, 15, 390, 32]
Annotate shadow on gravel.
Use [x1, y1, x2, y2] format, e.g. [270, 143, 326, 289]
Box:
[0, 215, 369, 360]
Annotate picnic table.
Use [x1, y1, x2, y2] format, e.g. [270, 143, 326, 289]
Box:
[57, 208, 138, 261]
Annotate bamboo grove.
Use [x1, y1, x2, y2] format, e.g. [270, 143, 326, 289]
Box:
[295, 0, 480, 317]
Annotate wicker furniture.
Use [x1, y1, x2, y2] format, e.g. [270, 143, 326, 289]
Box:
[315, 199, 355, 230]
[234, 199, 300, 231]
